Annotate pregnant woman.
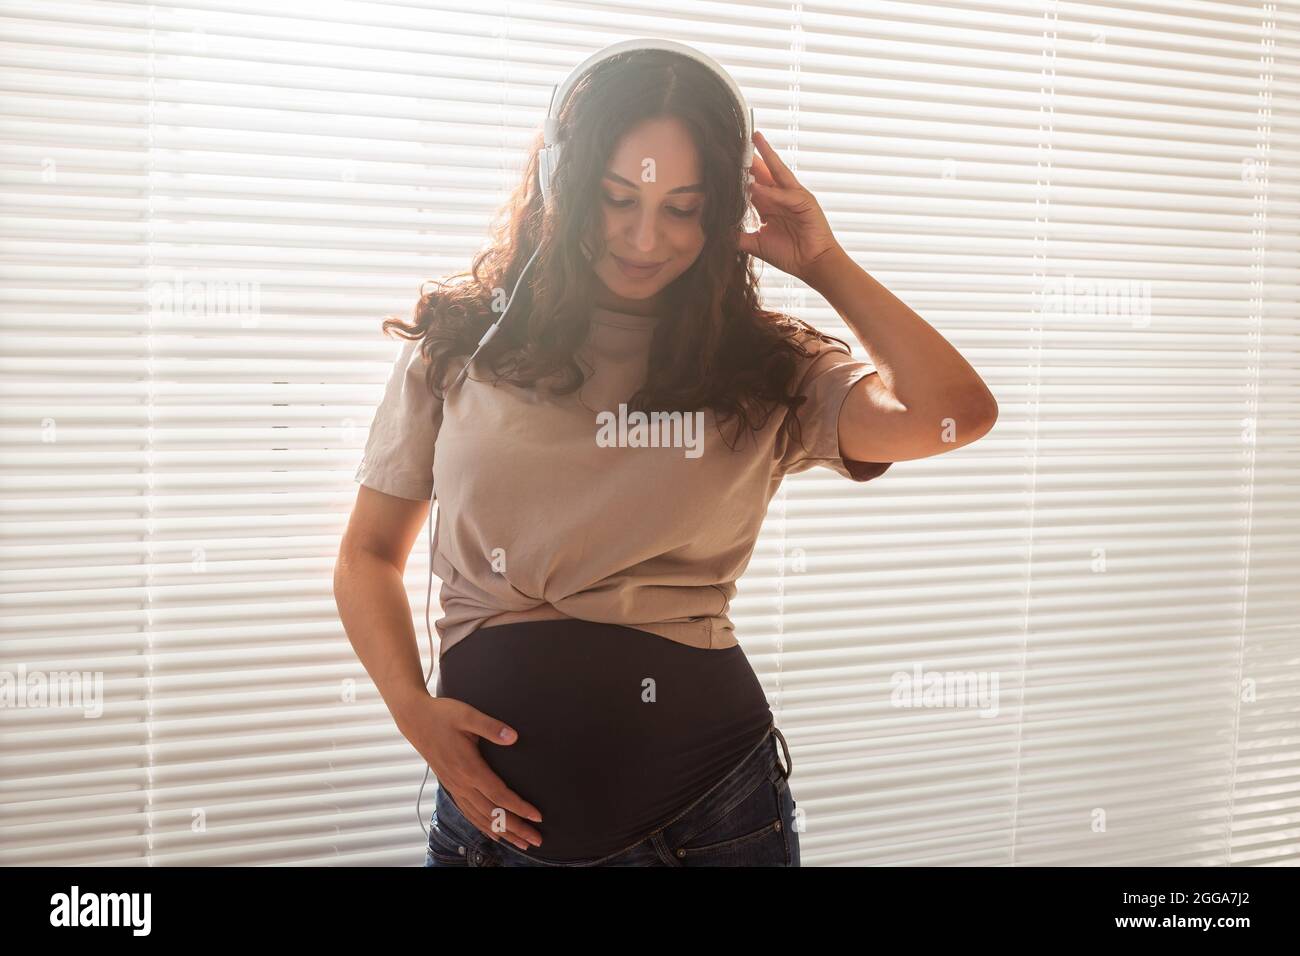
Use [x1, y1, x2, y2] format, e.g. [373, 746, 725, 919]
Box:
[334, 40, 997, 867]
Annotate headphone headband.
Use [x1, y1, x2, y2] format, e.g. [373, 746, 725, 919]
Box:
[538, 38, 754, 206]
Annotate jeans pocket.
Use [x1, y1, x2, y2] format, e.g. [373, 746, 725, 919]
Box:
[671, 772, 792, 867]
[425, 785, 487, 866]
[426, 818, 470, 866]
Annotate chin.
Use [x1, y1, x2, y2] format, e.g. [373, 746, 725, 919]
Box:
[598, 262, 672, 300]
[612, 283, 663, 300]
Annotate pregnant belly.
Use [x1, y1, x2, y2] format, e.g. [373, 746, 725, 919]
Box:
[434, 618, 774, 861]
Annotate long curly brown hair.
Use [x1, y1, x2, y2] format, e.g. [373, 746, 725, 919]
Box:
[380, 47, 853, 451]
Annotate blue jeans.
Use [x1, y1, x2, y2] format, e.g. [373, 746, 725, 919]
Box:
[424, 721, 800, 867]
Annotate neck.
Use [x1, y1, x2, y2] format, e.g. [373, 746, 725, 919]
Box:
[592, 281, 664, 317]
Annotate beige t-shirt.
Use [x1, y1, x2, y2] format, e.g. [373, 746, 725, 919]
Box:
[354, 306, 891, 659]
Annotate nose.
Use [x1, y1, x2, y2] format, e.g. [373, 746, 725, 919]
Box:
[629, 206, 659, 255]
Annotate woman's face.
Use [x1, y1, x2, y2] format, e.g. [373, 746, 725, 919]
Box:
[586, 115, 708, 315]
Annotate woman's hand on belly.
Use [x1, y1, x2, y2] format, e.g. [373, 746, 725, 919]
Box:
[398, 695, 545, 852]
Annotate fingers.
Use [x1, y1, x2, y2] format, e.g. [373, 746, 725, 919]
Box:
[752, 129, 799, 189]
[749, 149, 778, 188]
[478, 787, 544, 848]
[440, 700, 546, 851]
[748, 143, 802, 213]
[451, 706, 543, 822]
[455, 700, 519, 747]
[455, 786, 543, 852]
[473, 761, 543, 826]
[749, 178, 800, 211]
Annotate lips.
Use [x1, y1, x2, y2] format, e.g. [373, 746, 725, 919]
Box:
[613, 254, 666, 278]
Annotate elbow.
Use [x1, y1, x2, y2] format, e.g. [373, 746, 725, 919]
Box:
[958, 386, 998, 443]
[977, 394, 998, 436]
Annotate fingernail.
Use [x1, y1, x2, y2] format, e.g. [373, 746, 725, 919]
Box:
[498, 727, 515, 741]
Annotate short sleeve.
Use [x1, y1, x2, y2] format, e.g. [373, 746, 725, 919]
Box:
[354, 336, 442, 501]
[774, 337, 893, 483]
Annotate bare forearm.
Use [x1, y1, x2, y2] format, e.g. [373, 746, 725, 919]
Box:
[333, 548, 431, 728]
[803, 247, 996, 415]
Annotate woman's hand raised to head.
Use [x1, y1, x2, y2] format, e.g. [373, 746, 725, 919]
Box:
[735, 129, 846, 284]
[397, 694, 545, 852]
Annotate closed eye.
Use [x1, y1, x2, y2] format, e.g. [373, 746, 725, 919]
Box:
[603, 195, 700, 218]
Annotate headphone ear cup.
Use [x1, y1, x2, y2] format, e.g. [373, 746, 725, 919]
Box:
[538, 142, 563, 208]
[538, 147, 552, 205]
[741, 172, 761, 233]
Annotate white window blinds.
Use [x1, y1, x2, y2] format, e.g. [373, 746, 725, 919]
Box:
[1, 1, 1296, 866]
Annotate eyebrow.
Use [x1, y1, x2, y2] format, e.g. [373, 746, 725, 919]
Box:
[604, 171, 705, 194]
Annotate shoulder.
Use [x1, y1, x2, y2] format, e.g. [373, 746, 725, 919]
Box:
[386, 332, 473, 401]
[780, 324, 857, 390]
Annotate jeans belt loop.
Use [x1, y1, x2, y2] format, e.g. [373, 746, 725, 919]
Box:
[772, 724, 792, 780]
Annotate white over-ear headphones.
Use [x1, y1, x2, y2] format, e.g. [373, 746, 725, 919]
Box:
[537, 37, 755, 209]
[445, 37, 755, 394]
